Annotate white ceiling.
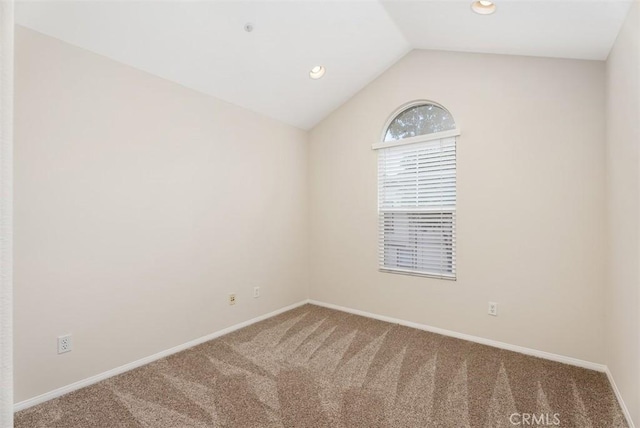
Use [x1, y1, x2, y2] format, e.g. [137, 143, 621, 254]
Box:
[16, 1, 631, 130]
[382, 0, 632, 61]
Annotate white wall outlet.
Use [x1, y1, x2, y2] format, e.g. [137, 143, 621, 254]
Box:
[57, 334, 72, 354]
[253, 287, 260, 298]
[228, 293, 236, 305]
[488, 302, 498, 316]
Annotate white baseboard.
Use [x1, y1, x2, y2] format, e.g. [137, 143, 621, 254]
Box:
[606, 367, 636, 428]
[308, 299, 606, 372]
[14, 299, 310, 412]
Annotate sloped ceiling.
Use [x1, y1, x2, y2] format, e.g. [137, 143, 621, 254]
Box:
[16, 1, 631, 130]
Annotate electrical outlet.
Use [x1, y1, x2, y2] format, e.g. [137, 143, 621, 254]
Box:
[58, 334, 72, 354]
[488, 302, 498, 316]
[253, 287, 260, 298]
[228, 293, 236, 305]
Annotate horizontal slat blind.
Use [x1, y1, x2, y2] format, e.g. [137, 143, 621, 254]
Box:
[378, 137, 456, 279]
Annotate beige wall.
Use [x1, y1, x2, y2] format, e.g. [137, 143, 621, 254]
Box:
[605, 2, 640, 424]
[308, 49, 607, 363]
[14, 26, 308, 402]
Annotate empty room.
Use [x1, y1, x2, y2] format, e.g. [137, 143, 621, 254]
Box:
[0, 0, 638, 426]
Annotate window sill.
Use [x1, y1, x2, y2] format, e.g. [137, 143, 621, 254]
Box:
[379, 267, 456, 281]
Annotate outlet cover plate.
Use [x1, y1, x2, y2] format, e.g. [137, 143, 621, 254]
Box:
[488, 302, 498, 316]
[58, 334, 72, 354]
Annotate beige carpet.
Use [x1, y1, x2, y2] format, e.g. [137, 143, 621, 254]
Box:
[16, 304, 627, 427]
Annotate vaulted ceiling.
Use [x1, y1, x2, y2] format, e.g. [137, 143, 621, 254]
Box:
[16, 1, 632, 130]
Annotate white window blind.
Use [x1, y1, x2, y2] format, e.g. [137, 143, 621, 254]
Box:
[378, 136, 456, 279]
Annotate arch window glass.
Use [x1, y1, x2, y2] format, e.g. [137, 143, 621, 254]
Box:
[383, 103, 456, 142]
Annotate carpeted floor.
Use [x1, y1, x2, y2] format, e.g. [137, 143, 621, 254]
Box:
[16, 304, 627, 427]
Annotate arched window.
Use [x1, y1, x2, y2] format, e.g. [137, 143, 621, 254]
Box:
[383, 103, 456, 142]
[374, 102, 459, 279]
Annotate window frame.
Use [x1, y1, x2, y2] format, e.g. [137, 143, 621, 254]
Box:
[374, 101, 460, 280]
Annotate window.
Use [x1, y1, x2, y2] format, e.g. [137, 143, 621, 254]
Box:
[373, 102, 459, 279]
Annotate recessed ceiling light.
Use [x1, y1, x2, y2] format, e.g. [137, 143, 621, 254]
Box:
[471, 0, 496, 15]
[309, 65, 326, 80]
